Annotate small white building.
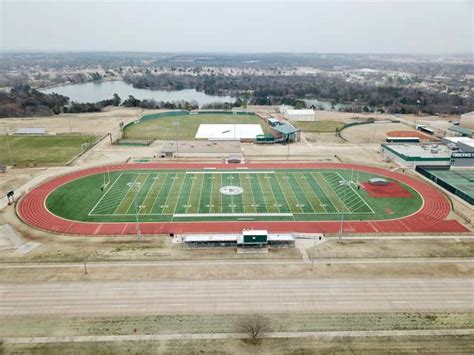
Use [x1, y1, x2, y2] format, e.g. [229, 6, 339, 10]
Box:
[460, 112, 474, 129]
[15, 128, 46, 135]
[458, 139, 474, 153]
[278, 105, 294, 115]
[285, 109, 315, 122]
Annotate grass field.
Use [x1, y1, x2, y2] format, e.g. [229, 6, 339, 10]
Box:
[46, 168, 422, 223]
[123, 112, 272, 140]
[293, 120, 345, 132]
[0, 135, 97, 166]
[2, 313, 472, 354]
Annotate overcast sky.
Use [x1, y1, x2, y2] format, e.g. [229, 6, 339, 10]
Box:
[1, 0, 472, 53]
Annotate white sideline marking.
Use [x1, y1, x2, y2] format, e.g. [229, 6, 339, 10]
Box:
[186, 171, 275, 174]
[173, 213, 293, 217]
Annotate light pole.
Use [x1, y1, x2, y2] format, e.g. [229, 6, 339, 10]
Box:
[134, 187, 142, 242]
[338, 178, 350, 242]
[372, 122, 377, 143]
[4, 128, 14, 166]
[173, 121, 180, 158]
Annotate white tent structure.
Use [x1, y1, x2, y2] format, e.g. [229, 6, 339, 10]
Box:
[285, 109, 315, 122]
[195, 124, 263, 140]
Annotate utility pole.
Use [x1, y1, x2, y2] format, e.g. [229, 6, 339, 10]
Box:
[83, 249, 88, 274]
[134, 190, 142, 242]
[310, 237, 317, 271]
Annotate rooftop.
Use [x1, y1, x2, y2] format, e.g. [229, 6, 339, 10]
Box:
[272, 124, 300, 135]
[383, 143, 452, 159]
[449, 126, 473, 137]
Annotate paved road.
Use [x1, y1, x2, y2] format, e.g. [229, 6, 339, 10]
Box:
[1, 278, 472, 316]
[0, 257, 472, 269]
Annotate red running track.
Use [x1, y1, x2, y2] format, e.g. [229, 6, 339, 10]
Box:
[17, 162, 469, 236]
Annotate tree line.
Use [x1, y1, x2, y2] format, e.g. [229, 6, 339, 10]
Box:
[123, 73, 473, 114]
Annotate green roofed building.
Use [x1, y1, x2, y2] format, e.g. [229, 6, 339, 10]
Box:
[381, 143, 452, 168]
[448, 126, 473, 138]
[271, 123, 301, 142]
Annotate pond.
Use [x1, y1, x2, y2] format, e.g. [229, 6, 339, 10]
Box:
[40, 80, 235, 106]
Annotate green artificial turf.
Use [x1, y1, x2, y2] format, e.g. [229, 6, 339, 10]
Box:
[46, 169, 423, 223]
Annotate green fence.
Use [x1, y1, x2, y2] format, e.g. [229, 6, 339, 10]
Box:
[416, 166, 474, 205]
[122, 111, 189, 131]
[337, 121, 374, 141]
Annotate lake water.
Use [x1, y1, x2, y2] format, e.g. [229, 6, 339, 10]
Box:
[41, 81, 235, 106]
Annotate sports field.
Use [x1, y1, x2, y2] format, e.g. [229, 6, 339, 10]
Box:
[46, 168, 422, 223]
[122, 111, 272, 140]
[0, 135, 97, 166]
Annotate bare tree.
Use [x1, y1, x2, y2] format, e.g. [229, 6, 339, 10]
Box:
[239, 315, 269, 344]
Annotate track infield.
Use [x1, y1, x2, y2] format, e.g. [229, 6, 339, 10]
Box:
[17, 163, 469, 235]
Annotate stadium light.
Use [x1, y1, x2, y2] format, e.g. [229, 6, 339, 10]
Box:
[338, 177, 351, 242]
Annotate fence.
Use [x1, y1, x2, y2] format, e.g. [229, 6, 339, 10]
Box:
[416, 166, 474, 205]
[337, 121, 374, 141]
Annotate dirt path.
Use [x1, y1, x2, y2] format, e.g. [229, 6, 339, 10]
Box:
[2, 328, 473, 344]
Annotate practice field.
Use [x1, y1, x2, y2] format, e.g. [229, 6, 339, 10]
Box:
[0, 135, 97, 166]
[293, 120, 345, 133]
[46, 168, 421, 223]
[19, 163, 469, 235]
[122, 111, 271, 140]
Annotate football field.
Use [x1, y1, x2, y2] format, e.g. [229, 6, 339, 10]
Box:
[46, 168, 422, 223]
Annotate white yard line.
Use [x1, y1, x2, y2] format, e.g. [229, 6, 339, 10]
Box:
[148, 173, 170, 215]
[88, 173, 123, 216]
[335, 172, 375, 214]
[162, 173, 182, 216]
[121, 173, 151, 215]
[313, 172, 350, 214]
[139, 173, 161, 215]
[298, 173, 328, 214]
